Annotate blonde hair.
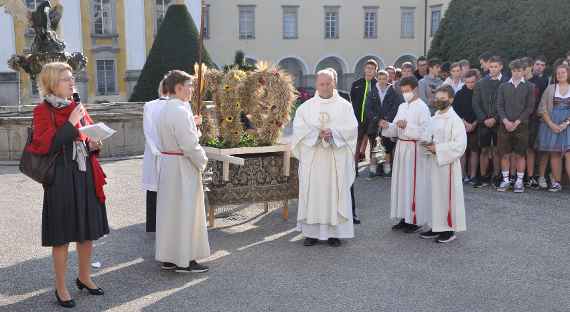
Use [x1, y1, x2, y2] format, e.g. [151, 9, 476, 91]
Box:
[38, 62, 73, 97]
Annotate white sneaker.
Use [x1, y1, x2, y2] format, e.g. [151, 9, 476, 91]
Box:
[549, 182, 562, 192]
[497, 180, 511, 192]
[538, 176, 548, 189]
[513, 179, 525, 193]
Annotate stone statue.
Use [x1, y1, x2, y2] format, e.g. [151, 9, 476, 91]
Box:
[2, 0, 86, 80]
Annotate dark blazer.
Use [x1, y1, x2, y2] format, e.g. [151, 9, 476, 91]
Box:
[378, 85, 404, 123]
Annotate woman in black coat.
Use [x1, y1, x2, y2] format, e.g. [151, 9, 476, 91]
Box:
[29, 62, 109, 308]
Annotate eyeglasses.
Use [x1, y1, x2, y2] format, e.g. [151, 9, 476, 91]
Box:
[60, 76, 76, 83]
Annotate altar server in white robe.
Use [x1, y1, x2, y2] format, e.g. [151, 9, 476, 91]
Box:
[292, 69, 358, 247]
[155, 70, 210, 272]
[380, 76, 432, 233]
[419, 85, 467, 243]
[142, 79, 168, 233]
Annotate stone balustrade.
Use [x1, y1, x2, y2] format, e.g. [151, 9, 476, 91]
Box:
[0, 102, 145, 161]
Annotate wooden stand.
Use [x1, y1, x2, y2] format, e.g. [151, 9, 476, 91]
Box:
[203, 145, 297, 227]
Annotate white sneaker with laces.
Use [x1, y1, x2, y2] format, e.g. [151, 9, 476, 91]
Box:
[513, 179, 524, 193]
[549, 182, 562, 192]
[538, 176, 548, 189]
[497, 180, 511, 192]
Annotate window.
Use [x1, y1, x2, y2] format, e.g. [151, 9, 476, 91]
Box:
[93, 0, 113, 35]
[324, 6, 339, 39]
[25, 0, 40, 9]
[431, 6, 442, 36]
[204, 5, 210, 39]
[282, 6, 298, 39]
[96, 60, 116, 95]
[401, 7, 415, 38]
[239, 6, 255, 40]
[155, 0, 172, 34]
[364, 7, 378, 39]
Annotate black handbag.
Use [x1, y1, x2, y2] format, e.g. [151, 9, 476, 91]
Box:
[19, 110, 60, 185]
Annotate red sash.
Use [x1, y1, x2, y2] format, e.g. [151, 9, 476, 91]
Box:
[400, 139, 418, 224]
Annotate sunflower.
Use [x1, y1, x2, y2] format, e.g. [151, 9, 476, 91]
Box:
[235, 102, 241, 109]
[224, 85, 231, 91]
[225, 116, 234, 122]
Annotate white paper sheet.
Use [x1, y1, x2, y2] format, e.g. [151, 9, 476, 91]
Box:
[79, 122, 117, 141]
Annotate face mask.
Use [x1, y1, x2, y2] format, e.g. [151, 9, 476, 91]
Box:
[403, 92, 415, 103]
[433, 99, 451, 111]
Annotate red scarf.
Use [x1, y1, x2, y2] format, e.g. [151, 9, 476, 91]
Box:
[27, 101, 107, 203]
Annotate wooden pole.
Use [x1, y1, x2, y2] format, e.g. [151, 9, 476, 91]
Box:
[196, 0, 206, 113]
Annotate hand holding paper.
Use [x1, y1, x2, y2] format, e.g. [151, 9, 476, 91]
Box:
[79, 122, 117, 141]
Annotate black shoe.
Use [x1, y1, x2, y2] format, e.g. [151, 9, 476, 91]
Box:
[176, 261, 209, 273]
[404, 224, 422, 233]
[419, 230, 439, 239]
[527, 176, 540, 189]
[161, 262, 177, 270]
[391, 219, 406, 230]
[76, 278, 104, 296]
[494, 175, 502, 188]
[469, 177, 479, 186]
[55, 290, 76, 308]
[473, 176, 489, 188]
[436, 231, 457, 243]
[353, 216, 361, 224]
[327, 238, 342, 247]
[303, 237, 318, 246]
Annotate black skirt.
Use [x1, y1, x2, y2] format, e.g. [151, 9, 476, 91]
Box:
[41, 123, 109, 246]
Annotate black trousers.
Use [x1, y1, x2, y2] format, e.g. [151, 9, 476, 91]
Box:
[351, 185, 357, 218]
[146, 191, 157, 232]
[351, 162, 357, 218]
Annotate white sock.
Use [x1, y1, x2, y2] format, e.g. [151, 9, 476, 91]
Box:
[383, 163, 391, 174]
[502, 171, 510, 182]
[516, 172, 524, 182]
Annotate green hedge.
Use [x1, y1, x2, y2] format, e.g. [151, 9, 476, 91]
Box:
[129, 4, 213, 102]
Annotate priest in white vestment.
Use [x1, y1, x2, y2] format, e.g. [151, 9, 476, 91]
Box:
[420, 85, 467, 243]
[292, 70, 358, 247]
[142, 80, 168, 232]
[380, 76, 432, 233]
[155, 70, 210, 272]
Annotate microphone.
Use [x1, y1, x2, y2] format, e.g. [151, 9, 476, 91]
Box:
[73, 92, 85, 126]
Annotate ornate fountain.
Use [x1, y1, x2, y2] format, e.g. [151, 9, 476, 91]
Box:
[2, 0, 87, 81]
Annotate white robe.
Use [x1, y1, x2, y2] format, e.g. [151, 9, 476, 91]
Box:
[382, 98, 432, 225]
[292, 90, 358, 240]
[142, 97, 168, 191]
[426, 108, 467, 232]
[155, 99, 210, 267]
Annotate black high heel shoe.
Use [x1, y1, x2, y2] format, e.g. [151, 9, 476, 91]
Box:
[55, 290, 76, 308]
[76, 278, 104, 295]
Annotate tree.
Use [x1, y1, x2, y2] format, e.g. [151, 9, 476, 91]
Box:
[429, 0, 570, 67]
[129, 4, 213, 102]
[223, 50, 256, 72]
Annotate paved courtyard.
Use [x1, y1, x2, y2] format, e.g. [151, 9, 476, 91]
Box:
[0, 159, 568, 312]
